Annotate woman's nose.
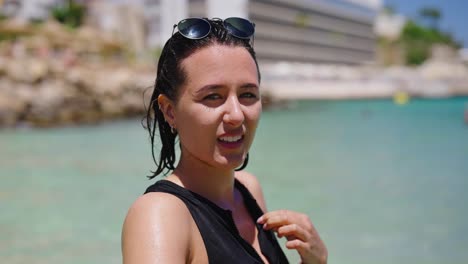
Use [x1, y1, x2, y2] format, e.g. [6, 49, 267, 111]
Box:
[223, 96, 244, 126]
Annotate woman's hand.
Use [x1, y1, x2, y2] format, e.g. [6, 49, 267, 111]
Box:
[257, 210, 328, 264]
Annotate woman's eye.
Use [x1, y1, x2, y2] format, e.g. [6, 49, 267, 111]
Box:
[203, 94, 222, 100]
[240, 92, 257, 99]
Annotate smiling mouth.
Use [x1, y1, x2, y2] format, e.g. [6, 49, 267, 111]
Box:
[218, 135, 244, 143]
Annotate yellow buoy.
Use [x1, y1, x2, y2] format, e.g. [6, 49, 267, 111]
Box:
[393, 91, 410, 105]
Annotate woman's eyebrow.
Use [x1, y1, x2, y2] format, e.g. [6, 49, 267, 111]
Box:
[194, 83, 258, 95]
[194, 84, 223, 95]
[240, 83, 259, 89]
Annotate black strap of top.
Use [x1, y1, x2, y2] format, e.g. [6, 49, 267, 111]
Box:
[144, 179, 289, 264]
[234, 180, 289, 264]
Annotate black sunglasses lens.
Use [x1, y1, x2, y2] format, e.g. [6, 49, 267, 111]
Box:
[178, 18, 211, 39]
[224, 17, 255, 39]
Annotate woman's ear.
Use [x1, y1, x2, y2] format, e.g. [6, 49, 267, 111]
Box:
[157, 94, 176, 127]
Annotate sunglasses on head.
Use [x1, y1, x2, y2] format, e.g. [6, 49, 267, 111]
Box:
[172, 17, 255, 40]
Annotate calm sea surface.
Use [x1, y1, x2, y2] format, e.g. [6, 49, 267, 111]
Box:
[1, 98, 467, 264]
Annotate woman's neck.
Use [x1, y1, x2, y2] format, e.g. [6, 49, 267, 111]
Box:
[168, 153, 238, 210]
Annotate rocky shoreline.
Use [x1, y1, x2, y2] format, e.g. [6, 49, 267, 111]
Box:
[0, 20, 155, 128]
[1, 21, 467, 128]
[0, 60, 154, 128]
[260, 47, 468, 103]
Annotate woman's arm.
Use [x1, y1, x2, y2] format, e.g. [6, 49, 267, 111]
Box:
[122, 192, 192, 264]
[236, 171, 328, 264]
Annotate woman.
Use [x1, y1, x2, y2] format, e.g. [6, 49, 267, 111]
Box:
[122, 18, 327, 264]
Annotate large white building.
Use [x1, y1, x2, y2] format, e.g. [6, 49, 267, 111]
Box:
[153, 0, 382, 64]
[2, 0, 382, 64]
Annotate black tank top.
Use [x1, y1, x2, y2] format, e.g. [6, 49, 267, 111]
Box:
[144, 179, 289, 264]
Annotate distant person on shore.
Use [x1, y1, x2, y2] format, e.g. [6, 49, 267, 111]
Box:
[121, 18, 327, 263]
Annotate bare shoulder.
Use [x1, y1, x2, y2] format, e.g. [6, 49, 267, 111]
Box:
[122, 191, 192, 264]
[235, 171, 267, 211]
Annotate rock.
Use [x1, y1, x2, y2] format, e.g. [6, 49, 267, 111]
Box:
[0, 18, 156, 127]
[49, 59, 68, 77]
[26, 80, 75, 125]
[2, 80, 36, 103]
[0, 19, 33, 36]
[94, 68, 133, 97]
[28, 58, 49, 82]
[0, 91, 28, 127]
[65, 66, 96, 94]
[0, 57, 6, 76]
[5, 58, 49, 83]
[37, 20, 74, 49]
[57, 97, 100, 124]
[419, 60, 468, 81]
[74, 26, 123, 55]
[100, 97, 124, 117]
[419, 80, 451, 98]
[5, 59, 28, 82]
[121, 92, 145, 114]
[23, 35, 51, 58]
[419, 44, 468, 81]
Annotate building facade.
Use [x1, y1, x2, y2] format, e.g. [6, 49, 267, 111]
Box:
[2, 0, 381, 64]
[88, 0, 381, 64]
[189, 0, 380, 64]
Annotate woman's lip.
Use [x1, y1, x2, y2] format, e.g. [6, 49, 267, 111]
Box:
[217, 135, 244, 149]
[218, 132, 244, 138]
[218, 134, 243, 139]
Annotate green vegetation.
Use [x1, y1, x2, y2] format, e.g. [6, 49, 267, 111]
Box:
[419, 7, 441, 29]
[51, 0, 86, 29]
[382, 5, 396, 15]
[399, 6, 460, 65]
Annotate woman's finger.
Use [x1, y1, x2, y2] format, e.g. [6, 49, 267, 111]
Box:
[285, 239, 309, 250]
[258, 210, 314, 233]
[257, 210, 294, 229]
[276, 224, 309, 241]
[287, 239, 328, 264]
[257, 210, 289, 223]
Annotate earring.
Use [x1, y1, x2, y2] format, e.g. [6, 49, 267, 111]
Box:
[170, 125, 176, 134]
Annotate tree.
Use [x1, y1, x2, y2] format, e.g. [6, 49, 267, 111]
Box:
[51, 0, 86, 29]
[419, 6, 441, 30]
[382, 5, 396, 15]
[399, 19, 460, 65]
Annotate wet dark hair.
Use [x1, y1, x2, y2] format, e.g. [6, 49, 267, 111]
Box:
[145, 18, 260, 179]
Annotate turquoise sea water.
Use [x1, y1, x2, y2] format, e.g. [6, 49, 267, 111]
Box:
[1, 98, 467, 263]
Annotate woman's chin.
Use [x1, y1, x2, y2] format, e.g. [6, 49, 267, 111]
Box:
[215, 154, 246, 170]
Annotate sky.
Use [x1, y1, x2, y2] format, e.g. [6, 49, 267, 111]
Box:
[383, 0, 468, 48]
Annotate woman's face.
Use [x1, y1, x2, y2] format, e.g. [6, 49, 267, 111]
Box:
[172, 44, 261, 170]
